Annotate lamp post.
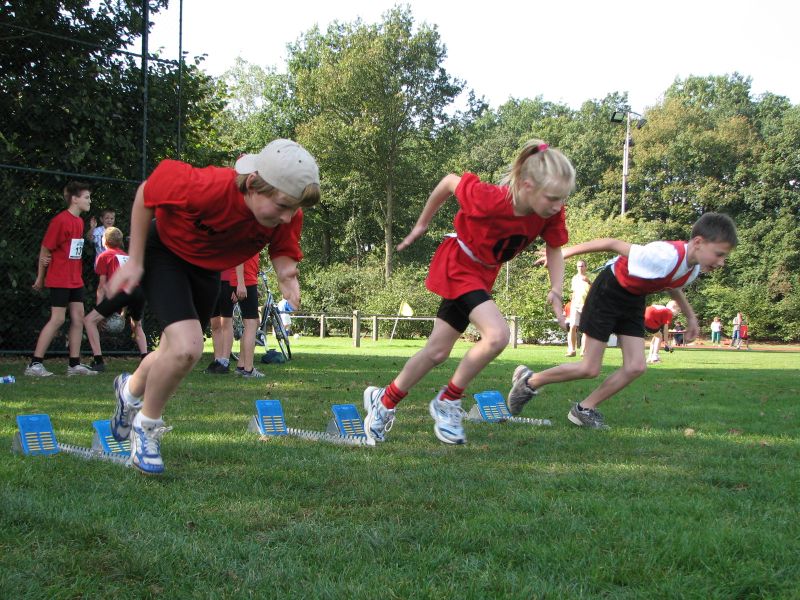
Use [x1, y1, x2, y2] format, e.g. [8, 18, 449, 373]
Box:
[610, 110, 646, 216]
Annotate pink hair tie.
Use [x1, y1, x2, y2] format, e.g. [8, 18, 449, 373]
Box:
[537, 143, 549, 152]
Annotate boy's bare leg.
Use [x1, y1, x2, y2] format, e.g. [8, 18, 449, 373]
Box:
[239, 318, 258, 371]
[84, 310, 104, 356]
[579, 334, 647, 410]
[33, 306, 67, 357]
[67, 301, 85, 359]
[128, 319, 204, 419]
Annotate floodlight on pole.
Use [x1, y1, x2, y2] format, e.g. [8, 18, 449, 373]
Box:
[610, 109, 646, 216]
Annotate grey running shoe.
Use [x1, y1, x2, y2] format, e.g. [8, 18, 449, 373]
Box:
[67, 363, 99, 376]
[363, 386, 396, 443]
[240, 367, 265, 378]
[24, 362, 53, 377]
[429, 391, 466, 445]
[507, 365, 537, 416]
[204, 360, 229, 374]
[567, 403, 609, 429]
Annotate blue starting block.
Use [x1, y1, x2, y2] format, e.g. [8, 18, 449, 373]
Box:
[326, 404, 367, 439]
[467, 390, 552, 426]
[12, 413, 129, 465]
[92, 419, 131, 457]
[249, 399, 288, 435]
[13, 414, 59, 456]
[249, 399, 373, 447]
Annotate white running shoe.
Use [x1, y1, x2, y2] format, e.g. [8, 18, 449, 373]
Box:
[24, 362, 53, 377]
[363, 386, 395, 443]
[129, 418, 172, 475]
[429, 391, 466, 445]
[67, 363, 99, 376]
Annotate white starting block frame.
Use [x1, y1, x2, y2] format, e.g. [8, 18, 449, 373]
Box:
[13, 414, 130, 466]
[249, 399, 374, 447]
[467, 391, 552, 426]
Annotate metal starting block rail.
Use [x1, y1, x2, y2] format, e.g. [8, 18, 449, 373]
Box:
[249, 399, 374, 447]
[13, 414, 130, 466]
[467, 391, 552, 426]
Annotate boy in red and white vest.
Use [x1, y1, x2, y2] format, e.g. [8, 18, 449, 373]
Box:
[507, 212, 738, 429]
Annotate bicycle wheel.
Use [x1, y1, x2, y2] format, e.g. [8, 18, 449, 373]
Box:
[269, 306, 292, 360]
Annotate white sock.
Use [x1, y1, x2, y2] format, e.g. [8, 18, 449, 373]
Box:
[133, 411, 163, 428]
[216, 357, 230, 367]
[123, 379, 143, 406]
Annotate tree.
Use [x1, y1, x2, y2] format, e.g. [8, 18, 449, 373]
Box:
[285, 6, 463, 278]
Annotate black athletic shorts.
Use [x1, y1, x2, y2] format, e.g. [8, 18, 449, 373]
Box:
[237, 284, 259, 320]
[142, 220, 220, 330]
[95, 287, 146, 321]
[579, 266, 646, 342]
[49, 287, 84, 307]
[436, 289, 492, 333]
[212, 281, 236, 318]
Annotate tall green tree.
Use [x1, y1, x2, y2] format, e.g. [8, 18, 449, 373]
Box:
[285, 6, 463, 278]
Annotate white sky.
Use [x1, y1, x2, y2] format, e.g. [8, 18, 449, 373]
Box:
[141, 0, 799, 111]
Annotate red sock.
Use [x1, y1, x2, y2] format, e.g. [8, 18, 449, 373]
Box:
[382, 381, 407, 409]
[441, 380, 465, 402]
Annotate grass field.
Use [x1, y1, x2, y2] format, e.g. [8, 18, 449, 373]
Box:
[1, 339, 798, 598]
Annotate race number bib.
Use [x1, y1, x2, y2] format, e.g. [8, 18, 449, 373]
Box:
[115, 255, 130, 267]
[69, 238, 84, 259]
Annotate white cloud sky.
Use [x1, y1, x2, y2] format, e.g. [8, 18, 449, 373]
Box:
[140, 0, 799, 111]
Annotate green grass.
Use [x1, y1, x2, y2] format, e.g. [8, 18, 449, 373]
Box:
[1, 339, 798, 598]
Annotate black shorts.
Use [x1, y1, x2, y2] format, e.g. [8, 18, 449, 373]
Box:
[142, 220, 220, 330]
[95, 287, 146, 321]
[212, 281, 235, 318]
[579, 266, 646, 342]
[436, 289, 492, 333]
[49, 287, 84, 307]
[645, 325, 662, 335]
[237, 285, 259, 319]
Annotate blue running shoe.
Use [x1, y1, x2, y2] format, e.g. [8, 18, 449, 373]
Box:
[363, 386, 395, 443]
[429, 391, 466, 445]
[111, 373, 141, 442]
[129, 419, 172, 475]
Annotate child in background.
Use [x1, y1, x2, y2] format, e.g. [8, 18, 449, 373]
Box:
[106, 139, 319, 474]
[83, 227, 148, 372]
[86, 209, 115, 264]
[363, 139, 575, 445]
[710, 316, 722, 346]
[26, 181, 97, 377]
[507, 212, 738, 429]
[644, 300, 679, 363]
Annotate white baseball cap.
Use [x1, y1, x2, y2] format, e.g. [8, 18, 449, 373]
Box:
[235, 139, 320, 199]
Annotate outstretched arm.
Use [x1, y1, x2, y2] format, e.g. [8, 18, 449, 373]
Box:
[667, 288, 698, 342]
[271, 255, 300, 309]
[107, 182, 151, 296]
[397, 174, 461, 251]
[544, 244, 566, 329]
[562, 238, 632, 260]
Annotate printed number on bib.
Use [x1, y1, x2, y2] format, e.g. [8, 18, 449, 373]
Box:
[69, 238, 84, 259]
[116, 255, 130, 266]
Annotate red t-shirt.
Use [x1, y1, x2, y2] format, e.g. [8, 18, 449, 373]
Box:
[226, 253, 260, 287]
[143, 160, 303, 271]
[42, 210, 85, 288]
[613, 241, 699, 295]
[644, 305, 674, 330]
[425, 172, 568, 299]
[95, 247, 130, 280]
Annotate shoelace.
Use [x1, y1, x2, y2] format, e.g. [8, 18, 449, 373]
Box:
[439, 401, 466, 428]
[141, 425, 173, 455]
[379, 406, 395, 433]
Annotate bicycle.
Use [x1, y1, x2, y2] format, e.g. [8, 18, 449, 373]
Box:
[231, 270, 291, 361]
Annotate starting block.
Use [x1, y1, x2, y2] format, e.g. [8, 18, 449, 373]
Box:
[13, 413, 130, 465]
[249, 399, 373, 447]
[326, 404, 367, 439]
[92, 419, 131, 457]
[467, 391, 552, 426]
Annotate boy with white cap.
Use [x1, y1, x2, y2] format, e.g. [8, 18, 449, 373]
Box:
[105, 139, 320, 474]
